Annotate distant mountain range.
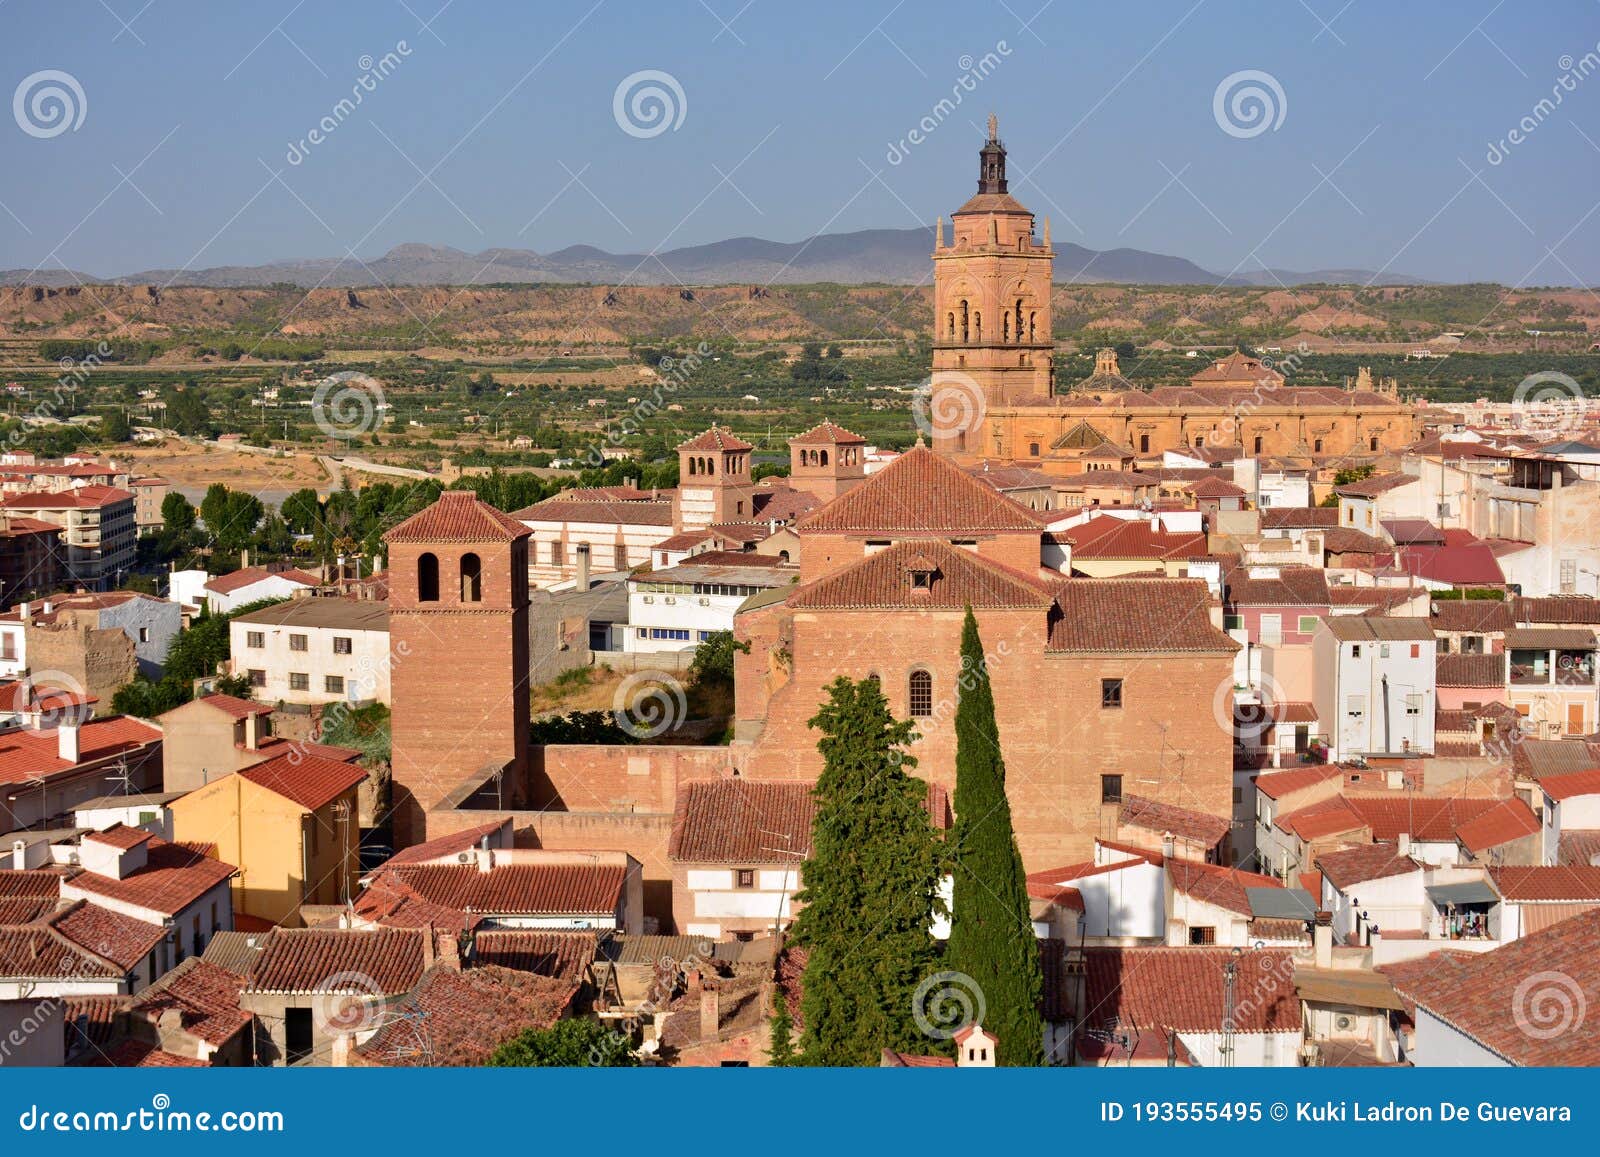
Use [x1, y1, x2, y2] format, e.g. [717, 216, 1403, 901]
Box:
[0, 227, 1432, 289]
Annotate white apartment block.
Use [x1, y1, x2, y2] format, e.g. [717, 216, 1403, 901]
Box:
[229, 597, 391, 706]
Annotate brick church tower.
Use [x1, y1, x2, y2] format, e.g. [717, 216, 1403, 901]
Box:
[787, 419, 867, 503]
[931, 115, 1054, 458]
[673, 427, 757, 532]
[384, 491, 532, 847]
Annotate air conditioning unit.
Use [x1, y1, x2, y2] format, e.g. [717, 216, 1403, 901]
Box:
[664, 597, 676, 605]
[457, 852, 473, 864]
[642, 596, 655, 604]
[1335, 1014, 1355, 1032]
[697, 598, 710, 607]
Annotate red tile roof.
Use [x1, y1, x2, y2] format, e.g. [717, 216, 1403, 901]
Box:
[1278, 797, 1366, 841]
[193, 693, 272, 719]
[787, 539, 1052, 611]
[1225, 566, 1331, 607]
[1167, 860, 1283, 916]
[790, 419, 866, 445]
[1083, 947, 1301, 1034]
[471, 931, 596, 980]
[1058, 514, 1206, 561]
[2, 485, 133, 510]
[1048, 578, 1237, 653]
[131, 958, 252, 1046]
[77, 1039, 208, 1068]
[354, 964, 579, 1067]
[238, 752, 367, 812]
[1430, 598, 1514, 633]
[1254, 764, 1344, 800]
[1384, 908, 1600, 1064]
[677, 426, 753, 452]
[0, 716, 162, 786]
[1118, 795, 1230, 846]
[1514, 596, 1600, 626]
[1488, 866, 1600, 901]
[1400, 535, 1507, 587]
[1315, 843, 1421, 889]
[49, 901, 164, 972]
[1189, 351, 1284, 385]
[1188, 477, 1246, 498]
[1436, 652, 1506, 688]
[1345, 796, 1501, 842]
[0, 925, 123, 981]
[796, 444, 1046, 534]
[0, 870, 61, 900]
[511, 496, 676, 527]
[1539, 768, 1600, 801]
[64, 840, 235, 917]
[1454, 798, 1540, 854]
[669, 779, 815, 863]
[83, 823, 154, 851]
[385, 490, 530, 544]
[245, 927, 428, 995]
[377, 862, 626, 917]
[384, 820, 509, 867]
[1260, 507, 1340, 530]
[202, 565, 320, 595]
[1335, 472, 1417, 498]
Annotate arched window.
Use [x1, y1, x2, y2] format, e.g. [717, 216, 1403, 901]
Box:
[705, 456, 714, 476]
[778, 549, 790, 563]
[947, 312, 955, 340]
[909, 670, 933, 718]
[960, 300, 970, 343]
[1003, 313, 1010, 342]
[460, 552, 482, 602]
[819, 449, 829, 467]
[974, 312, 982, 343]
[417, 552, 439, 603]
[1370, 436, 1379, 452]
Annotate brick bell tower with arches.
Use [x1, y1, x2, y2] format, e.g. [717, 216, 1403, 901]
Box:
[673, 426, 757, 532]
[384, 490, 532, 848]
[931, 115, 1054, 459]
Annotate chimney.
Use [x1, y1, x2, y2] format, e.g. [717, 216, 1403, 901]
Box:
[243, 710, 262, 751]
[474, 842, 494, 873]
[41, 599, 52, 616]
[1313, 912, 1333, 969]
[699, 982, 720, 1042]
[18, 601, 28, 621]
[240, 549, 250, 569]
[1161, 831, 1176, 860]
[436, 930, 462, 971]
[1397, 832, 1412, 856]
[575, 543, 591, 592]
[58, 719, 80, 763]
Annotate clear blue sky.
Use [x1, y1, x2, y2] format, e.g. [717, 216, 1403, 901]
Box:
[2, 0, 1598, 283]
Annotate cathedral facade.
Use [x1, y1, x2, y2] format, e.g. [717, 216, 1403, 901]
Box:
[929, 122, 1420, 467]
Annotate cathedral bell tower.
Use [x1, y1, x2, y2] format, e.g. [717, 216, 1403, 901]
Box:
[931, 115, 1054, 459]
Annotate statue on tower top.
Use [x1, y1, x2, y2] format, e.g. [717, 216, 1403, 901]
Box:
[978, 114, 1007, 194]
[987, 112, 998, 141]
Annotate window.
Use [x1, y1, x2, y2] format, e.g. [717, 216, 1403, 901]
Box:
[1260, 614, 1282, 646]
[325, 675, 345, 694]
[1029, 442, 1040, 457]
[1561, 558, 1577, 593]
[1101, 774, 1123, 804]
[1188, 926, 1217, 946]
[1409, 643, 1420, 659]
[460, 552, 482, 602]
[1405, 693, 1421, 716]
[910, 568, 934, 590]
[248, 669, 266, 688]
[289, 634, 308, 652]
[1224, 614, 1243, 632]
[417, 552, 440, 602]
[735, 869, 755, 889]
[246, 631, 265, 649]
[1253, 435, 1263, 454]
[908, 669, 934, 717]
[1314, 438, 1323, 453]
[1101, 678, 1123, 709]
[137, 627, 150, 643]
[289, 672, 309, 691]
[1346, 694, 1364, 718]
[1379, 644, 1391, 658]
[0, 632, 12, 661]
[1350, 645, 1361, 658]
[1297, 615, 1319, 634]
[333, 636, 353, 655]
[646, 628, 692, 641]
[1140, 434, 1150, 453]
[1439, 638, 1451, 654]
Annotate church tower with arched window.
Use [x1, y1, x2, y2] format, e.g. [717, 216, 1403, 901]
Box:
[931, 115, 1054, 457]
[384, 490, 531, 847]
[673, 427, 757, 531]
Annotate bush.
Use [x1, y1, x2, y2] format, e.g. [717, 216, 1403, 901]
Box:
[486, 1018, 639, 1067]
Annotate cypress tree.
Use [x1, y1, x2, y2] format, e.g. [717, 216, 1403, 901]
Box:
[946, 608, 1044, 1065]
[791, 676, 944, 1065]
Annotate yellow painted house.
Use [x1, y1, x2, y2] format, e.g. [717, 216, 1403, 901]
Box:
[170, 752, 367, 928]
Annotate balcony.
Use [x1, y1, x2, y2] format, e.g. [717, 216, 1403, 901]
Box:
[1510, 648, 1597, 686]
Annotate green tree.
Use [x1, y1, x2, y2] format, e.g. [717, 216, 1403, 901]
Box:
[945, 609, 1043, 1065]
[688, 630, 749, 687]
[790, 676, 944, 1065]
[280, 487, 322, 535]
[161, 491, 197, 534]
[100, 408, 131, 443]
[487, 1017, 639, 1067]
[767, 995, 796, 1067]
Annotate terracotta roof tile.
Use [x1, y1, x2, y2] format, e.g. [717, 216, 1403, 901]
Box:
[83, 823, 153, 851]
[192, 693, 271, 719]
[131, 958, 252, 1046]
[790, 419, 866, 445]
[677, 426, 754, 452]
[1260, 507, 1339, 529]
[76, 1039, 208, 1068]
[246, 927, 428, 994]
[202, 566, 320, 595]
[63, 840, 235, 917]
[1166, 860, 1283, 916]
[1559, 830, 1600, 867]
[1334, 472, 1417, 498]
[1083, 947, 1301, 1035]
[1059, 514, 1206, 561]
[787, 539, 1052, 611]
[1118, 795, 1230, 846]
[1436, 652, 1506, 688]
[1454, 798, 1540, 854]
[385, 820, 508, 867]
[1429, 598, 1513, 633]
[1226, 566, 1330, 607]
[353, 964, 578, 1067]
[1316, 843, 1421, 889]
[385, 490, 530, 544]
[669, 779, 815, 863]
[376, 862, 626, 918]
[511, 496, 676, 527]
[239, 752, 367, 812]
[1539, 768, 1600, 800]
[1490, 865, 1600, 901]
[796, 444, 1046, 534]
[472, 931, 595, 980]
[0, 924, 122, 981]
[1345, 796, 1501, 843]
[1513, 596, 1600, 626]
[1254, 764, 1344, 800]
[49, 901, 164, 972]
[1048, 578, 1237, 653]
[0, 716, 162, 787]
